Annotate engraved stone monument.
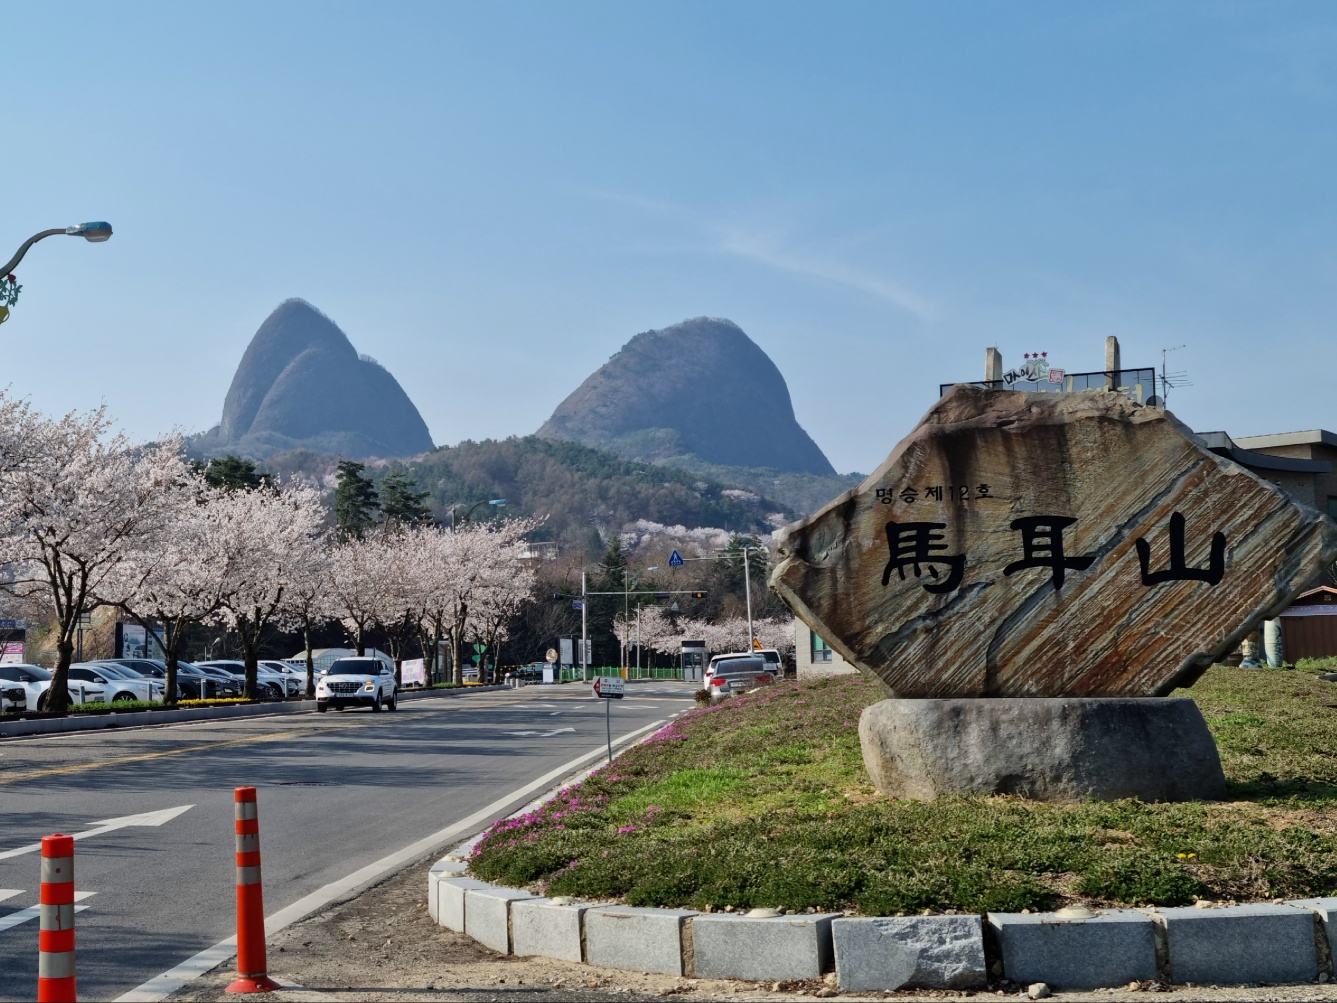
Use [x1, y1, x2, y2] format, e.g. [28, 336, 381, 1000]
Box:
[771, 386, 1337, 801]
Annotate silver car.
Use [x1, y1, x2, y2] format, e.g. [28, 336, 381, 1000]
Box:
[702, 655, 773, 700]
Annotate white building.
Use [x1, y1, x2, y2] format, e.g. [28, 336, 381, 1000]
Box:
[793, 620, 857, 680]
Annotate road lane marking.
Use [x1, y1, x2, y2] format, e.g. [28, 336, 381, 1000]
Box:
[502, 727, 576, 737]
[0, 891, 94, 932]
[0, 732, 295, 786]
[0, 889, 21, 904]
[115, 716, 668, 1003]
[0, 805, 194, 860]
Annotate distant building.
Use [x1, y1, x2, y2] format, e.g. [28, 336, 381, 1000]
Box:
[793, 620, 856, 680]
[1230, 430, 1337, 520]
[1277, 586, 1337, 662]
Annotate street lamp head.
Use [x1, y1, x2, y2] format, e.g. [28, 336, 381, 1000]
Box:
[67, 222, 113, 242]
[489, 498, 507, 506]
[645, 566, 659, 572]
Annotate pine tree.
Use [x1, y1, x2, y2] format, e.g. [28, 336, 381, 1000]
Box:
[381, 470, 431, 529]
[196, 455, 271, 492]
[334, 460, 380, 541]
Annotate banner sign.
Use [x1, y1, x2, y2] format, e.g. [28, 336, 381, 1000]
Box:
[401, 658, 426, 686]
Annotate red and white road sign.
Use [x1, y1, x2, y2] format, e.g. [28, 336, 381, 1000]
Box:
[591, 676, 625, 700]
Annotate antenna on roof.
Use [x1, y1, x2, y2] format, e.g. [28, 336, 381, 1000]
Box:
[1160, 345, 1192, 403]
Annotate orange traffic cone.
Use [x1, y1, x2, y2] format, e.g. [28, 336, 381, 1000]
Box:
[38, 834, 76, 1003]
[225, 787, 280, 994]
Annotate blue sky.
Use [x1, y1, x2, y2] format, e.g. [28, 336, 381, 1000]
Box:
[2, 2, 1335, 474]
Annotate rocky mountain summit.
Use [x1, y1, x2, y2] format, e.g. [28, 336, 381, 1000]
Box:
[197, 299, 434, 460]
[537, 317, 835, 476]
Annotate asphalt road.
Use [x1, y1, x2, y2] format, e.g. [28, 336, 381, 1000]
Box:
[0, 681, 695, 1003]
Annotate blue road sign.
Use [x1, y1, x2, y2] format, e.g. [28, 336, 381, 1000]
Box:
[668, 550, 684, 567]
[572, 600, 584, 610]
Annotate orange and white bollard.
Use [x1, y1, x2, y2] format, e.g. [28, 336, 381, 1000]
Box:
[38, 833, 76, 1003]
[225, 787, 280, 994]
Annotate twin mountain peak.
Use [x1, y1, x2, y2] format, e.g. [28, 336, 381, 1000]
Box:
[202, 300, 835, 477]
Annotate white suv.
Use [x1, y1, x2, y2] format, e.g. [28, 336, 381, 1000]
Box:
[316, 657, 398, 713]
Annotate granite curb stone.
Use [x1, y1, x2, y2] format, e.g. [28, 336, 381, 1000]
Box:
[693, 912, 838, 981]
[436, 876, 492, 934]
[1159, 903, 1319, 985]
[584, 905, 699, 976]
[426, 860, 467, 922]
[464, 886, 536, 955]
[988, 909, 1158, 990]
[833, 915, 986, 990]
[511, 898, 595, 963]
[1286, 897, 1337, 970]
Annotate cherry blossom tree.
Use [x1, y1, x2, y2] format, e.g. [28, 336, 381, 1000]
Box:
[0, 405, 186, 712]
[276, 534, 334, 697]
[107, 472, 228, 704]
[427, 520, 536, 684]
[327, 532, 399, 658]
[211, 483, 326, 699]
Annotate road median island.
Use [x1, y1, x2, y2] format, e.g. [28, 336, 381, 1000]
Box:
[435, 668, 1337, 991]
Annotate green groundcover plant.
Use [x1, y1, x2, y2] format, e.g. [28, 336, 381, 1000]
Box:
[470, 668, 1337, 914]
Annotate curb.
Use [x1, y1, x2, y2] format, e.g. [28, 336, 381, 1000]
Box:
[0, 683, 509, 738]
[0, 699, 313, 738]
[431, 876, 1337, 991]
[424, 726, 1337, 991]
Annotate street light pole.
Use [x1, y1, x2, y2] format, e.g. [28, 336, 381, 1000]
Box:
[744, 547, 755, 652]
[581, 569, 588, 682]
[451, 497, 507, 530]
[1, 222, 113, 278]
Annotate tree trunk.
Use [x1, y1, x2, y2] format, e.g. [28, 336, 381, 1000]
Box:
[239, 616, 260, 700]
[161, 618, 182, 706]
[355, 621, 366, 657]
[303, 619, 316, 698]
[47, 636, 75, 714]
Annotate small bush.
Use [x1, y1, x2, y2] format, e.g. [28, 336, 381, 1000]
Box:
[693, 688, 712, 707]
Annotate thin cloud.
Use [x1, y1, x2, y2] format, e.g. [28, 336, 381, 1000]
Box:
[580, 187, 937, 321]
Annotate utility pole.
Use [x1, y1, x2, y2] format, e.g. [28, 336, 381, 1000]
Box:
[743, 547, 755, 652]
[581, 569, 588, 682]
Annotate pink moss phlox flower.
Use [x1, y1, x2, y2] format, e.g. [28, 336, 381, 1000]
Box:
[568, 859, 579, 868]
[617, 824, 638, 834]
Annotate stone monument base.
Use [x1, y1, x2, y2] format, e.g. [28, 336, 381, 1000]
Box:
[859, 697, 1226, 803]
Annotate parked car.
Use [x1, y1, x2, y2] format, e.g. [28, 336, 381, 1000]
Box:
[702, 655, 773, 700]
[196, 660, 290, 699]
[68, 663, 165, 703]
[316, 657, 397, 712]
[101, 658, 237, 700]
[0, 664, 52, 711]
[261, 660, 309, 694]
[191, 660, 252, 700]
[755, 648, 785, 677]
[1, 681, 26, 712]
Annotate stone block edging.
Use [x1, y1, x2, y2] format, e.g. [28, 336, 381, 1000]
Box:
[430, 867, 1337, 991]
[424, 716, 1337, 991]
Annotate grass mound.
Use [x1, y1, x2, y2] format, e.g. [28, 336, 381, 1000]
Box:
[469, 669, 1337, 915]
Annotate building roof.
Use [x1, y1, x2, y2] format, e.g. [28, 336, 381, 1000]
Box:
[1233, 429, 1337, 450]
[1195, 432, 1330, 473]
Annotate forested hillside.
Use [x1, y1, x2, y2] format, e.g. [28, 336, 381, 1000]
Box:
[265, 436, 794, 549]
